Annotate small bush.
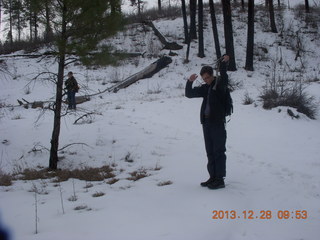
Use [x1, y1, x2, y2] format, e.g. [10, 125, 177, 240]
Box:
[127, 168, 150, 181]
[17, 165, 115, 182]
[243, 92, 254, 105]
[261, 84, 317, 119]
[74, 205, 89, 211]
[68, 195, 78, 202]
[157, 181, 173, 186]
[107, 178, 119, 185]
[0, 172, 12, 186]
[92, 192, 105, 197]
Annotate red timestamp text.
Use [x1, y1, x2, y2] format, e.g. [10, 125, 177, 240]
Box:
[212, 210, 308, 220]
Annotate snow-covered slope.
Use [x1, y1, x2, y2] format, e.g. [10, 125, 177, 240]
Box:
[1, 3, 320, 240]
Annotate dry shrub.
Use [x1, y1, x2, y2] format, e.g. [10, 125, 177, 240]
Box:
[127, 168, 150, 181]
[0, 172, 12, 186]
[92, 192, 105, 197]
[157, 181, 173, 186]
[16, 165, 115, 182]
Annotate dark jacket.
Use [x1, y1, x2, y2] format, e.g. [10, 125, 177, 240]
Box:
[65, 76, 78, 92]
[185, 61, 228, 124]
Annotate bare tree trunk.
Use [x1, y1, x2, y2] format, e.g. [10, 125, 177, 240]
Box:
[44, 1, 53, 42]
[241, 0, 245, 9]
[221, 0, 237, 71]
[189, 0, 197, 40]
[198, 0, 205, 58]
[268, 0, 277, 33]
[158, 0, 162, 12]
[305, 0, 310, 13]
[8, 0, 13, 46]
[245, 0, 254, 71]
[0, 1, 2, 34]
[49, 2, 67, 170]
[29, 10, 33, 42]
[181, 0, 188, 43]
[209, 0, 221, 59]
[33, 12, 38, 42]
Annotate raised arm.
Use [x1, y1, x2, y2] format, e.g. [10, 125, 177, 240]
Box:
[185, 74, 205, 98]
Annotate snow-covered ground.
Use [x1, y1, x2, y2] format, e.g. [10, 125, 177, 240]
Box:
[1, 2, 320, 240]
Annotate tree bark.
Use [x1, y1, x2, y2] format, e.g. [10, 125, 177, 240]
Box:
[305, 0, 310, 13]
[109, 56, 172, 93]
[245, 0, 254, 71]
[209, 0, 221, 59]
[44, 0, 53, 42]
[158, 0, 162, 12]
[49, 1, 67, 170]
[198, 0, 205, 58]
[268, 0, 277, 33]
[144, 21, 183, 50]
[189, 0, 197, 40]
[221, 0, 237, 71]
[181, 0, 188, 43]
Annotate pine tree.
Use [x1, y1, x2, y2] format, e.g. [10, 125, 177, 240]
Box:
[12, 0, 26, 42]
[181, 0, 188, 44]
[189, 0, 197, 40]
[48, 0, 124, 170]
[2, 0, 14, 46]
[305, 0, 310, 13]
[209, 0, 221, 59]
[245, 0, 254, 71]
[268, 0, 277, 33]
[221, 0, 237, 71]
[198, 0, 205, 58]
[158, 0, 162, 12]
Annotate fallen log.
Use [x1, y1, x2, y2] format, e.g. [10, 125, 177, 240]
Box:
[108, 56, 172, 93]
[144, 21, 183, 51]
[17, 95, 90, 109]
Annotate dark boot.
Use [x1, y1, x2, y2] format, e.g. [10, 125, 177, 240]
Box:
[207, 178, 225, 189]
[200, 178, 214, 187]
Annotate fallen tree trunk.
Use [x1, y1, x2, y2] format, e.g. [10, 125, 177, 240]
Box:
[108, 56, 172, 93]
[144, 21, 183, 51]
[15, 56, 172, 108]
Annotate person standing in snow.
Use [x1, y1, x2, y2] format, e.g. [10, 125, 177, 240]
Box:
[185, 55, 230, 189]
[65, 71, 79, 110]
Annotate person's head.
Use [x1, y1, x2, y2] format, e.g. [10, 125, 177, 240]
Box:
[67, 71, 73, 78]
[200, 66, 214, 85]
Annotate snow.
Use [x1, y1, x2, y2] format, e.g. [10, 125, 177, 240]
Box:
[1, 2, 320, 240]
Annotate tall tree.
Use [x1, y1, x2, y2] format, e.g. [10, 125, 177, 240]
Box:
[198, 0, 204, 57]
[2, 0, 14, 46]
[24, 0, 41, 42]
[43, 0, 54, 42]
[48, 0, 123, 170]
[11, 0, 26, 42]
[209, 0, 221, 59]
[158, 0, 162, 12]
[189, 0, 197, 40]
[305, 0, 310, 13]
[221, 0, 237, 71]
[181, 0, 188, 43]
[245, 0, 254, 71]
[241, 0, 245, 10]
[268, 0, 277, 33]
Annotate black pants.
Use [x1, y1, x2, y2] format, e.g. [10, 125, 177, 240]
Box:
[202, 121, 227, 179]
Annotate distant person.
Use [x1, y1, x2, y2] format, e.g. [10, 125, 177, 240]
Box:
[65, 71, 79, 110]
[185, 55, 230, 189]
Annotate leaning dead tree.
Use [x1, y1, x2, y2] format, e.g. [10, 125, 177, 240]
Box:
[108, 56, 172, 93]
[15, 56, 172, 109]
[143, 21, 183, 50]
